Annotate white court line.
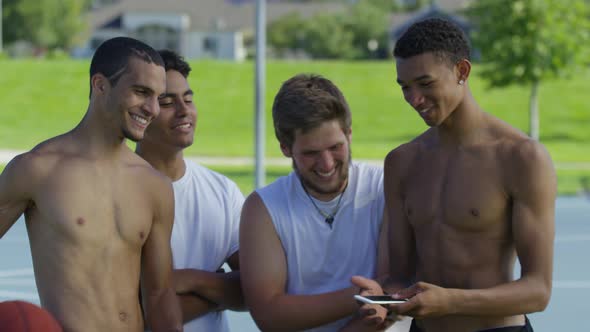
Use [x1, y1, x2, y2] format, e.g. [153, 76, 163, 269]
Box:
[555, 234, 590, 243]
[0, 268, 34, 278]
[0, 290, 39, 300]
[553, 281, 590, 289]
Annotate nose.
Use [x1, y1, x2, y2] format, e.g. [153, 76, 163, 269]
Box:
[144, 96, 160, 117]
[317, 150, 335, 171]
[404, 88, 425, 109]
[175, 100, 190, 117]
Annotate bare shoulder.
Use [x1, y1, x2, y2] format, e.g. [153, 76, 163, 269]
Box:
[384, 130, 430, 178]
[4, 137, 68, 180]
[241, 191, 267, 221]
[499, 135, 556, 197]
[125, 152, 173, 195]
[511, 138, 552, 167]
[500, 134, 554, 175]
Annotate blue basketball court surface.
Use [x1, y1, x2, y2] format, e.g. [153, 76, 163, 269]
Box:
[1, 197, 589, 331]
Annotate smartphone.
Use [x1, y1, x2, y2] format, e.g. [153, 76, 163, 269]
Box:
[354, 295, 408, 304]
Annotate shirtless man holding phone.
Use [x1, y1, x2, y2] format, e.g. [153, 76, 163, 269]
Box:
[353, 18, 556, 332]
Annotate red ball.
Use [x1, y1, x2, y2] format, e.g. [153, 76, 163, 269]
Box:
[0, 300, 63, 332]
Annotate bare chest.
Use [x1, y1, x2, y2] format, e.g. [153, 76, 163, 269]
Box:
[28, 162, 153, 247]
[403, 148, 510, 234]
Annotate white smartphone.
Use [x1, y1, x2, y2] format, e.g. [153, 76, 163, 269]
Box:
[354, 295, 408, 304]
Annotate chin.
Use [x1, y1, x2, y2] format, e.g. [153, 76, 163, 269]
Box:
[123, 130, 144, 142]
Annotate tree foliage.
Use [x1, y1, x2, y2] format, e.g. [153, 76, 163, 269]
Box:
[267, 12, 307, 57]
[267, 1, 391, 59]
[2, 0, 90, 51]
[464, 0, 590, 139]
[465, 0, 590, 86]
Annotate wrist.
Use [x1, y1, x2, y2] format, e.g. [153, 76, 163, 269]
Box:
[446, 288, 462, 315]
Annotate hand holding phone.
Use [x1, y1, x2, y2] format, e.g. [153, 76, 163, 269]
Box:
[354, 295, 408, 305]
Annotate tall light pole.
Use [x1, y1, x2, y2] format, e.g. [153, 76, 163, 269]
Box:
[0, 0, 3, 53]
[254, 0, 266, 189]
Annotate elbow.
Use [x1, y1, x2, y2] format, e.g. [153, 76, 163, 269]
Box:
[529, 282, 552, 313]
[535, 288, 551, 312]
[250, 312, 279, 332]
[249, 308, 292, 332]
[227, 303, 249, 312]
[252, 319, 282, 332]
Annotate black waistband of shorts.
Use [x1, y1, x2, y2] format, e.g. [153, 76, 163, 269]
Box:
[409, 316, 533, 332]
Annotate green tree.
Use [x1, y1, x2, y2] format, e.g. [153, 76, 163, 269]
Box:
[3, 0, 89, 52]
[267, 1, 390, 59]
[465, 0, 590, 140]
[355, 0, 401, 12]
[342, 1, 390, 59]
[304, 13, 357, 59]
[267, 12, 307, 57]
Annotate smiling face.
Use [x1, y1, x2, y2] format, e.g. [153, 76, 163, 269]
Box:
[103, 57, 166, 142]
[142, 69, 197, 151]
[396, 52, 465, 127]
[282, 119, 351, 201]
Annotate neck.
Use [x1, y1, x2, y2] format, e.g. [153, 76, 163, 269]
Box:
[437, 93, 486, 147]
[136, 144, 186, 181]
[71, 107, 129, 159]
[299, 174, 348, 202]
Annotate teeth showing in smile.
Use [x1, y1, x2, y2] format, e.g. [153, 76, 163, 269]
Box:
[419, 108, 431, 114]
[316, 169, 336, 177]
[174, 123, 191, 129]
[131, 114, 148, 125]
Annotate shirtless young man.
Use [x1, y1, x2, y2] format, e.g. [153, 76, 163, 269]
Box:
[136, 49, 245, 331]
[0, 37, 182, 332]
[240, 74, 387, 331]
[353, 18, 557, 331]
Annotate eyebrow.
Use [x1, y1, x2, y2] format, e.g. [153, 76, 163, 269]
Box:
[131, 84, 155, 94]
[160, 89, 194, 99]
[397, 74, 432, 85]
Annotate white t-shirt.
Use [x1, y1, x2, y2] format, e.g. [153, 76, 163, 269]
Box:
[257, 162, 385, 332]
[171, 159, 244, 332]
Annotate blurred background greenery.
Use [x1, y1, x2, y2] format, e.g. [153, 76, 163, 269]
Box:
[1, 0, 588, 195]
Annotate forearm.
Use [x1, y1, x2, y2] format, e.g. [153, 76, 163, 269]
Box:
[451, 276, 551, 316]
[145, 288, 183, 332]
[178, 294, 218, 323]
[175, 269, 245, 311]
[251, 286, 359, 332]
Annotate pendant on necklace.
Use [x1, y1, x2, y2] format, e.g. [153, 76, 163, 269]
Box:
[325, 216, 335, 228]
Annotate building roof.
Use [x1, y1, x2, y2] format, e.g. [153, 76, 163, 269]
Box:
[90, 0, 347, 32]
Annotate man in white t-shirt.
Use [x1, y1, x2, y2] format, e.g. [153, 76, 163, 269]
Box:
[240, 74, 395, 331]
[136, 50, 246, 332]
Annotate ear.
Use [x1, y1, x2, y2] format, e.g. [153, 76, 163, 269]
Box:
[90, 73, 109, 95]
[455, 59, 472, 85]
[345, 127, 352, 142]
[280, 142, 292, 158]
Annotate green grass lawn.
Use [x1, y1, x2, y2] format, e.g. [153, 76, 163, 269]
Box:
[0, 59, 588, 194]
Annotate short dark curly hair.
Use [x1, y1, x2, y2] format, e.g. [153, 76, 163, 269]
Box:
[394, 18, 470, 66]
[158, 49, 192, 78]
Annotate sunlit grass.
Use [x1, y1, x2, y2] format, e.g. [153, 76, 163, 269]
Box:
[0, 59, 588, 194]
